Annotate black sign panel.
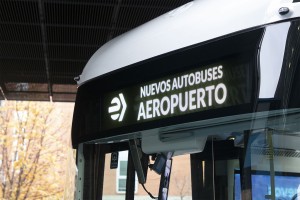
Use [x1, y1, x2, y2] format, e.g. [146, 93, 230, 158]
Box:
[101, 57, 252, 131]
[110, 152, 119, 169]
[71, 28, 264, 147]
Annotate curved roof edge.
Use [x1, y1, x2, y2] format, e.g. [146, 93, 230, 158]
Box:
[78, 0, 300, 85]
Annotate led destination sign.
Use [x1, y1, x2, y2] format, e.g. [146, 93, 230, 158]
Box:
[137, 65, 226, 120]
[102, 58, 252, 130]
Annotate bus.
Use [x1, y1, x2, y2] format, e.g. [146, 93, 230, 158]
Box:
[72, 0, 300, 199]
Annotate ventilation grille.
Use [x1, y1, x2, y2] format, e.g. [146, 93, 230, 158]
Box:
[0, 0, 192, 101]
[252, 147, 300, 158]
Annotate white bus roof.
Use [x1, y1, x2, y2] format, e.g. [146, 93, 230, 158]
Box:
[78, 0, 300, 85]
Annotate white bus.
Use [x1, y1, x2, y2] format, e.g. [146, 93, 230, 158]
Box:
[72, 0, 300, 199]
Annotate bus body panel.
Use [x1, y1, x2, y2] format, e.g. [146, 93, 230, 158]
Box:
[78, 0, 300, 85]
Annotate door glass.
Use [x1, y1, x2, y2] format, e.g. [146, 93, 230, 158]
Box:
[103, 151, 126, 200]
[169, 154, 192, 200]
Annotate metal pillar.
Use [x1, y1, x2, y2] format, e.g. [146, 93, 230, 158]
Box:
[239, 131, 253, 200]
[75, 143, 84, 200]
[126, 150, 136, 200]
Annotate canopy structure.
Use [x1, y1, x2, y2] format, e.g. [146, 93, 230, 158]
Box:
[0, 0, 191, 102]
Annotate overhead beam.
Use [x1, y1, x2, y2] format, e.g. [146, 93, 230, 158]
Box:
[106, 0, 122, 41]
[38, 0, 53, 101]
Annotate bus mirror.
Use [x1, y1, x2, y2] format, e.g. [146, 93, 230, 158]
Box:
[129, 139, 149, 184]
